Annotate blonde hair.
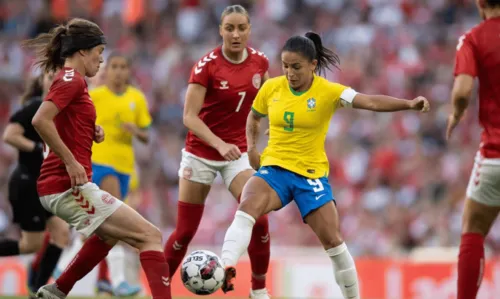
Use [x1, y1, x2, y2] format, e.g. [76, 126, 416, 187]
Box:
[220, 5, 250, 24]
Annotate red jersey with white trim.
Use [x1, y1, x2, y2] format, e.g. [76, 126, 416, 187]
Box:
[454, 16, 500, 158]
[185, 46, 269, 160]
[37, 67, 96, 196]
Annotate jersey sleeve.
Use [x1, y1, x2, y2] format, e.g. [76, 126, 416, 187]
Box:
[188, 57, 211, 88]
[454, 33, 477, 77]
[45, 77, 84, 111]
[251, 80, 271, 117]
[9, 101, 40, 130]
[328, 82, 358, 108]
[135, 91, 152, 129]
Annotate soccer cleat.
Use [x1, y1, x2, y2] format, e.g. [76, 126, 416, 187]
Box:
[36, 284, 67, 299]
[95, 279, 113, 296]
[250, 288, 271, 299]
[222, 266, 237, 293]
[113, 281, 142, 297]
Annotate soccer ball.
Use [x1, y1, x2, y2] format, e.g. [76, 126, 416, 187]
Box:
[181, 250, 225, 295]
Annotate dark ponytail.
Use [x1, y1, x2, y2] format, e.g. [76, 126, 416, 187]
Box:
[20, 75, 44, 105]
[22, 25, 67, 72]
[22, 18, 106, 73]
[282, 31, 340, 76]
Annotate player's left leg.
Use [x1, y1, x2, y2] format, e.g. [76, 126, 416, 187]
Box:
[295, 176, 360, 299]
[458, 160, 500, 299]
[225, 159, 270, 298]
[33, 215, 70, 291]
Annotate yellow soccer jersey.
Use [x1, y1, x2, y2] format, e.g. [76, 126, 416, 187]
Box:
[91, 86, 152, 175]
[252, 75, 355, 179]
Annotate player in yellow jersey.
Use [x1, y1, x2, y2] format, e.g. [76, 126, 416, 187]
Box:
[91, 52, 152, 296]
[220, 32, 430, 298]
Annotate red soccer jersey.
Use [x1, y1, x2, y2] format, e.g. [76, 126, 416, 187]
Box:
[454, 16, 500, 158]
[185, 46, 269, 160]
[37, 67, 96, 196]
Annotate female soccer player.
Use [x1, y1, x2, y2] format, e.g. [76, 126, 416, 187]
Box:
[446, 1, 500, 298]
[163, 5, 271, 298]
[1, 71, 70, 294]
[220, 32, 430, 299]
[91, 52, 151, 296]
[24, 18, 171, 299]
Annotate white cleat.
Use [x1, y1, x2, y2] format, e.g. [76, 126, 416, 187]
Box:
[250, 288, 271, 299]
[36, 284, 67, 299]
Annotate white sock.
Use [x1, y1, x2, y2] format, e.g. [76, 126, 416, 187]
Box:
[326, 243, 360, 299]
[56, 233, 83, 271]
[107, 244, 127, 289]
[221, 211, 256, 267]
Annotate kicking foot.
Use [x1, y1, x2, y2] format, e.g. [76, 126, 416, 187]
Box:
[36, 284, 67, 299]
[222, 266, 237, 293]
[250, 288, 271, 299]
[113, 281, 142, 297]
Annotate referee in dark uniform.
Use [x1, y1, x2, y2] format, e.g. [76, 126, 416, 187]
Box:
[1, 71, 70, 294]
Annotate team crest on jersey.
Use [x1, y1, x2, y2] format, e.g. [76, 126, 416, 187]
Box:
[252, 73, 261, 89]
[307, 98, 316, 112]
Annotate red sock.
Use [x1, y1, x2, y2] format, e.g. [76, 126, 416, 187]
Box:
[164, 201, 204, 278]
[97, 260, 109, 281]
[56, 235, 112, 295]
[140, 250, 172, 299]
[32, 232, 50, 271]
[248, 214, 270, 290]
[458, 233, 485, 299]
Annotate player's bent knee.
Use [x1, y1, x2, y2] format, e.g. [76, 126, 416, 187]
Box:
[136, 223, 163, 251]
[462, 198, 500, 236]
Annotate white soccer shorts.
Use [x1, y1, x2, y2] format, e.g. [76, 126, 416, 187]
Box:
[178, 148, 253, 187]
[466, 153, 500, 206]
[40, 182, 123, 237]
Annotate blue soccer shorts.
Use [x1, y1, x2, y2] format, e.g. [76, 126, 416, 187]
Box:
[92, 163, 130, 199]
[254, 165, 335, 220]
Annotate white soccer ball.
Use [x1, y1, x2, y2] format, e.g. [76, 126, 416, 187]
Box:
[181, 250, 225, 295]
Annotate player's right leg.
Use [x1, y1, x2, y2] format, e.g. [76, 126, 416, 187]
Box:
[37, 183, 171, 299]
[221, 166, 288, 293]
[97, 170, 141, 297]
[163, 150, 215, 278]
[458, 159, 500, 299]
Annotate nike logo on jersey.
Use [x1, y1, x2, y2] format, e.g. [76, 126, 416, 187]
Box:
[194, 51, 218, 74]
[315, 194, 325, 200]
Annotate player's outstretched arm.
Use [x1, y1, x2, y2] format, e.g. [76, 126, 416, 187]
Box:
[446, 74, 474, 140]
[351, 93, 430, 113]
[246, 110, 263, 170]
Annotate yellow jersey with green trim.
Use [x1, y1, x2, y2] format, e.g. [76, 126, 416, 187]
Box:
[252, 75, 356, 179]
[91, 85, 152, 175]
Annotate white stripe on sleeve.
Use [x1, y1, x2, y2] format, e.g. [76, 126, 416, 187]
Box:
[339, 88, 358, 108]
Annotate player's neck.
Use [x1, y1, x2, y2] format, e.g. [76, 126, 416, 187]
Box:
[107, 83, 127, 95]
[64, 59, 85, 78]
[484, 8, 500, 19]
[222, 47, 248, 64]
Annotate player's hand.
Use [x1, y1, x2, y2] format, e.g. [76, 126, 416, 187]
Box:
[248, 147, 261, 170]
[122, 122, 139, 135]
[217, 142, 241, 161]
[65, 160, 88, 187]
[446, 113, 462, 141]
[94, 125, 105, 143]
[410, 96, 430, 112]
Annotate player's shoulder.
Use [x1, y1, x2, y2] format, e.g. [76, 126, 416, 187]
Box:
[192, 47, 221, 74]
[53, 68, 85, 88]
[89, 85, 107, 96]
[261, 76, 286, 90]
[126, 86, 147, 101]
[248, 47, 269, 63]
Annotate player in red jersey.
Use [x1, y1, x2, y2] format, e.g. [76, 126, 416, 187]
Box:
[446, 1, 500, 298]
[23, 18, 171, 299]
[163, 5, 271, 299]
